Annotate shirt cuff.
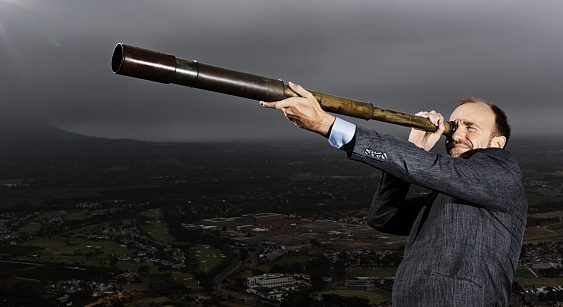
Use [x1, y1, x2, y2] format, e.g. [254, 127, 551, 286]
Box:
[328, 117, 357, 148]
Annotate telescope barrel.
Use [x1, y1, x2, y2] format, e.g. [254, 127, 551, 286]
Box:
[111, 44, 456, 136]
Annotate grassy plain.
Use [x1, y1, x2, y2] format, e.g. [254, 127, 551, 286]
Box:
[17, 237, 131, 267]
[515, 268, 536, 278]
[515, 277, 563, 287]
[16, 221, 42, 234]
[193, 244, 225, 273]
[346, 267, 396, 279]
[64, 209, 89, 220]
[522, 226, 563, 244]
[530, 212, 563, 218]
[527, 190, 563, 204]
[139, 208, 176, 243]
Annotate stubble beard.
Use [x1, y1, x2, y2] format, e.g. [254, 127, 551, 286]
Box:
[446, 135, 495, 158]
[446, 140, 473, 158]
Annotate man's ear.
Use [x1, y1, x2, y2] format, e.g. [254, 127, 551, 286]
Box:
[490, 136, 507, 149]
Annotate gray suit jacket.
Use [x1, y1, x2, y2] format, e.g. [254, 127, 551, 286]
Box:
[346, 126, 527, 306]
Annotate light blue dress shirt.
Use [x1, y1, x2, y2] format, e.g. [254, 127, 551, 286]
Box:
[328, 117, 357, 148]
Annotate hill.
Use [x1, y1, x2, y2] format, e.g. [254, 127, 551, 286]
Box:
[0, 121, 163, 157]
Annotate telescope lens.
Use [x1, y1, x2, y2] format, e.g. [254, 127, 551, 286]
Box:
[111, 44, 124, 73]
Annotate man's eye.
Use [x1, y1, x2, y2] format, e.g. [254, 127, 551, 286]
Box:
[467, 126, 476, 131]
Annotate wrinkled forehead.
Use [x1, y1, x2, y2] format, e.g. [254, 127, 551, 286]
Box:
[449, 102, 496, 129]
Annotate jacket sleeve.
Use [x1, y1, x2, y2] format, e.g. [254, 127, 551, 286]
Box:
[348, 126, 525, 214]
[367, 172, 428, 236]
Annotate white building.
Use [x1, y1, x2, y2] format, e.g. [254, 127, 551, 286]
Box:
[246, 273, 295, 288]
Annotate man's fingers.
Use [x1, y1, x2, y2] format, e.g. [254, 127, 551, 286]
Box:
[431, 112, 444, 127]
[428, 111, 439, 126]
[436, 117, 445, 133]
[260, 100, 291, 110]
[259, 82, 333, 136]
[416, 110, 443, 127]
[261, 82, 316, 113]
[288, 82, 316, 101]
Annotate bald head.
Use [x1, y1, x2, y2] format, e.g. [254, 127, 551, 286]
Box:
[446, 99, 509, 158]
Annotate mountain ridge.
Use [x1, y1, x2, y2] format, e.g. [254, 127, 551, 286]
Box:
[0, 120, 560, 156]
[0, 121, 93, 144]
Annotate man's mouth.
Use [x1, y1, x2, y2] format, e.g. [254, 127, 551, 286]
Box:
[447, 140, 473, 153]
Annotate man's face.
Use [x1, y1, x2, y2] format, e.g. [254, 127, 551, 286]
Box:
[446, 102, 501, 158]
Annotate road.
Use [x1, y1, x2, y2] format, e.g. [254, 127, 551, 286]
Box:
[249, 252, 259, 270]
[213, 248, 260, 305]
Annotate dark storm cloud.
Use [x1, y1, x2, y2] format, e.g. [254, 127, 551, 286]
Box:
[1, 1, 562, 141]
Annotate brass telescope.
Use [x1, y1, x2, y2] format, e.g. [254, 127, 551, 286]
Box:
[111, 44, 456, 136]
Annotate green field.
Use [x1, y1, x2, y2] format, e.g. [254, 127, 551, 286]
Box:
[346, 267, 396, 279]
[16, 221, 43, 235]
[515, 277, 563, 287]
[15, 209, 92, 235]
[64, 209, 90, 220]
[515, 268, 536, 278]
[5, 207, 197, 281]
[16, 237, 187, 275]
[523, 226, 563, 244]
[17, 237, 131, 267]
[35, 210, 69, 219]
[139, 208, 177, 243]
[527, 190, 563, 204]
[165, 270, 197, 284]
[193, 244, 226, 272]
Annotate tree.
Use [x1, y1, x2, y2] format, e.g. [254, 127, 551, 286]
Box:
[0, 281, 50, 307]
[334, 260, 346, 280]
[309, 271, 325, 289]
[117, 276, 127, 284]
[306, 255, 331, 289]
[291, 262, 302, 274]
[137, 265, 150, 273]
[239, 248, 248, 260]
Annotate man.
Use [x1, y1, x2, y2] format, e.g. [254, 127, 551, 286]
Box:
[261, 82, 527, 306]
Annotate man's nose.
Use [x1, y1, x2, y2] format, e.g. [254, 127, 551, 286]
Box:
[451, 127, 464, 141]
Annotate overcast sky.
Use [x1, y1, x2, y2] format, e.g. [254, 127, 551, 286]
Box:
[1, 0, 562, 142]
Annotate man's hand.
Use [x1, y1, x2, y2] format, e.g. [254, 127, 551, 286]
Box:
[408, 110, 445, 151]
[260, 82, 336, 137]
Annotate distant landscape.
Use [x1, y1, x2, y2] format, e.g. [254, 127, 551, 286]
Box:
[1, 122, 563, 306]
